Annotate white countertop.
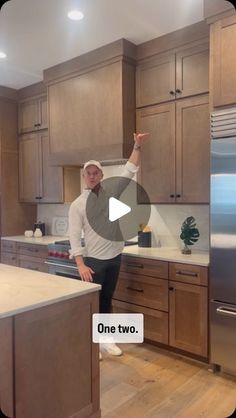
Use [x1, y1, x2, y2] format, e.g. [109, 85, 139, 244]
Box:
[1, 236, 209, 266]
[0, 264, 100, 319]
[122, 245, 209, 266]
[1, 235, 66, 245]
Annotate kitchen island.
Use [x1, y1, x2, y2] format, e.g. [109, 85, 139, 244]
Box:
[0, 264, 101, 418]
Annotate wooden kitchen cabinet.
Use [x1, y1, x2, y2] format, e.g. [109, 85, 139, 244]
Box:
[136, 42, 209, 107]
[137, 94, 210, 203]
[113, 256, 208, 359]
[211, 15, 236, 107]
[1, 240, 48, 273]
[47, 60, 135, 165]
[18, 95, 47, 134]
[19, 132, 64, 203]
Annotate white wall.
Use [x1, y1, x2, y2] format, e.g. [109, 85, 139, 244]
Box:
[37, 164, 209, 251]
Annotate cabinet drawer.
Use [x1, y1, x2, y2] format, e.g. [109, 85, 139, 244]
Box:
[18, 255, 48, 273]
[121, 256, 168, 279]
[114, 271, 168, 311]
[1, 240, 17, 253]
[112, 300, 168, 345]
[1, 252, 17, 266]
[169, 263, 208, 286]
[17, 243, 48, 259]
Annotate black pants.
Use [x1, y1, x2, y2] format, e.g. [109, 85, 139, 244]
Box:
[85, 254, 121, 313]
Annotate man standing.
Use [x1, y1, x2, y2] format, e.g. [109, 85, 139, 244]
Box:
[69, 132, 150, 358]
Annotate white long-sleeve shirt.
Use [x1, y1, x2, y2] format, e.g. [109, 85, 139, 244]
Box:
[69, 161, 138, 260]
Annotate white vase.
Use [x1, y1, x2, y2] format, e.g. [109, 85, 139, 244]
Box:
[34, 228, 43, 238]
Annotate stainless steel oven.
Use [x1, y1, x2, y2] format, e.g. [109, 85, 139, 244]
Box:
[46, 260, 80, 280]
[46, 240, 80, 280]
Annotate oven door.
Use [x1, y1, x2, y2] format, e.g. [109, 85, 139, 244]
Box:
[45, 261, 80, 280]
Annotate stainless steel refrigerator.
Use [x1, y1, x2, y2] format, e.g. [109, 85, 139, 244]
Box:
[210, 108, 236, 373]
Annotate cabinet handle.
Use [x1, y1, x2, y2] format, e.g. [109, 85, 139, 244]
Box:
[169, 90, 175, 95]
[176, 89, 182, 94]
[170, 194, 175, 198]
[26, 248, 39, 253]
[35, 196, 42, 200]
[176, 194, 181, 198]
[169, 287, 174, 291]
[126, 263, 144, 269]
[176, 270, 198, 277]
[126, 286, 144, 293]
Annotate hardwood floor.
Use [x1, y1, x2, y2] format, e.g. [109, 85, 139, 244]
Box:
[100, 343, 236, 418]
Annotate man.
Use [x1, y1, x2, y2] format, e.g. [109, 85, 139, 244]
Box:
[69, 132, 150, 358]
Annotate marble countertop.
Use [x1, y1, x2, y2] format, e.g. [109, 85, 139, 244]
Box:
[1, 236, 209, 266]
[122, 245, 209, 266]
[0, 264, 100, 319]
[1, 235, 66, 245]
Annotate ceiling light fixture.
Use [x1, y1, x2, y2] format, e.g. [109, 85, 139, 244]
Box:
[0, 51, 7, 59]
[67, 10, 84, 21]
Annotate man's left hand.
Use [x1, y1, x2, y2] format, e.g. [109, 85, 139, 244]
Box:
[133, 132, 150, 146]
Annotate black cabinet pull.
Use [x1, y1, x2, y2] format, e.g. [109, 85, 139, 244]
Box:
[176, 270, 198, 277]
[176, 89, 182, 94]
[127, 263, 144, 269]
[176, 194, 181, 198]
[169, 287, 174, 291]
[170, 194, 175, 198]
[126, 286, 144, 293]
[169, 90, 175, 95]
[35, 196, 42, 200]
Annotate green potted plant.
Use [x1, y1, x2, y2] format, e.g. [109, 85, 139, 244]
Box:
[180, 216, 200, 254]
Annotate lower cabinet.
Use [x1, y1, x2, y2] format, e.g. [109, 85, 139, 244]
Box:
[113, 255, 208, 359]
[1, 240, 48, 273]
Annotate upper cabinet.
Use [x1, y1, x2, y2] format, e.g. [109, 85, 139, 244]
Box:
[18, 95, 47, 134]
[136, 95, 210, 204]
[136, 42, 209, 107]
[44, 40, 136, 166]
[211, 15, 236, 107]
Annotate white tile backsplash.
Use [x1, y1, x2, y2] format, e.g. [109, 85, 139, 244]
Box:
[37, 164, 209, 251]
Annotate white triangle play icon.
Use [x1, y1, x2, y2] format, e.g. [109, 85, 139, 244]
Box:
[109, 197, 131, 222]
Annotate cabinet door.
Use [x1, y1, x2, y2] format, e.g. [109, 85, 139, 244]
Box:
[1, 252, 17, 266]
[18, 96, 47, 133]
[176, 43, 209, 98]
[169, 281, 208, 357]
[40, 133, 63, 203]
[176, 95, 210, 203]
[136, 53, 175, 107]
[18, 99, 39, 134]
[19, 134, 41, 203]
[136, 103, 175, 203]
[212, 15, 236, 107]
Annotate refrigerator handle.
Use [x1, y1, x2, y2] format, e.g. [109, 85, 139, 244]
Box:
[216, 307, 236, 317]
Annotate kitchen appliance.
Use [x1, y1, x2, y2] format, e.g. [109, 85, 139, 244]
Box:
[46, 239, 138, 280]
[210, 108, 236, 373]
[33, 222, 45, 236]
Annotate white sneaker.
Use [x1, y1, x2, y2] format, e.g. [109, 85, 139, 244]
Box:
[100, 342, 123, 356]
[99, 351, 103, 361]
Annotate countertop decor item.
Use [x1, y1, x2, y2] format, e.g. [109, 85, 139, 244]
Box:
[180, 216, 200, 254]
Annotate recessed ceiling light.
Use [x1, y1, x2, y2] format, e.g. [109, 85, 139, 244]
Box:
[67, 10, 84, 21]
[0, 51, 7, 59]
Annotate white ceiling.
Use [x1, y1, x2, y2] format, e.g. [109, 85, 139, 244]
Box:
[0, 0, 204, 89]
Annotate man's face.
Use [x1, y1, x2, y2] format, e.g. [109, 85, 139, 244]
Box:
[83, 165, 103, 189]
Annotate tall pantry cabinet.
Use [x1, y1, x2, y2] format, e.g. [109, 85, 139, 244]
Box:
[0, 88, 36, 239]
[136, 25, 210, 204]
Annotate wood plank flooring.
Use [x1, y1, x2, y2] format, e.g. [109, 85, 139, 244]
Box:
[100, 343, 236, 418]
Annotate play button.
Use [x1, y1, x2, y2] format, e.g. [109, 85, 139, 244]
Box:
[86, 176, 151, 242]
[109, 197, 131, 222]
